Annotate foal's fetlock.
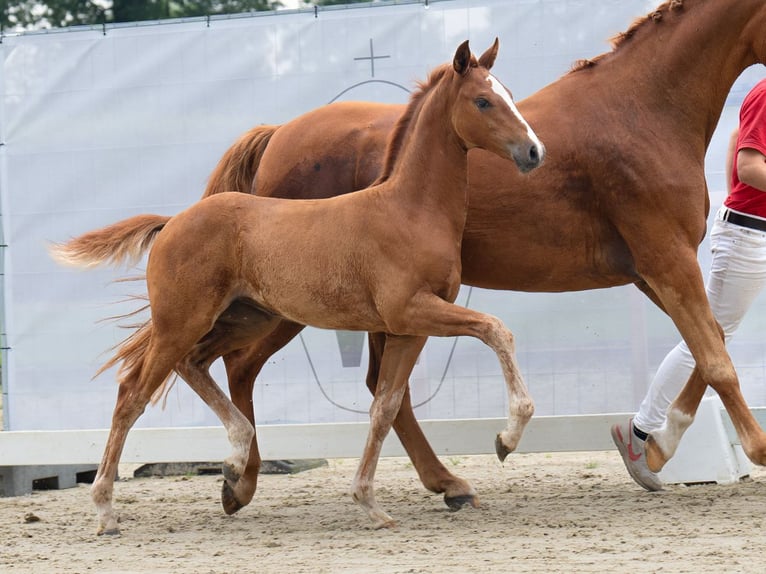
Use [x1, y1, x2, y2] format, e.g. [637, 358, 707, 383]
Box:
[95, 513, 121, 536]
[222, 461, 242, 484]
[495, 428, 525, 462]
[495, 406, 533, 462]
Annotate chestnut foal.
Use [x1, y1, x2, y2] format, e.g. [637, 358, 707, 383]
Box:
[52, 40, 543, 533]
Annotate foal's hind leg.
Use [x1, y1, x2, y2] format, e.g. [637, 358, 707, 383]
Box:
[352, 335, 428, 528]
[222, 320, 307, 513]
[366, 333, 477, 510]
[92, 380, 152, 535]
[92, 334, 198, 535]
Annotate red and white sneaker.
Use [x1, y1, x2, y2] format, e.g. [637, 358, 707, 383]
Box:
[611, 418, 664, 491]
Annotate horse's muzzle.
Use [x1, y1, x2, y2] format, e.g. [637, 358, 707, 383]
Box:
[513, 141, 545, 173]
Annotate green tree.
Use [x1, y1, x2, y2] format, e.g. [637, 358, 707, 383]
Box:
[0, 0, 288, 31]
[1, 0, 106, 29]
[111, 1, 282, 23]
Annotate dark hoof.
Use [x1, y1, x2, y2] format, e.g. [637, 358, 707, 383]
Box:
[221, 480, 245, 515]
[495, 434, 511, 462]
[444, 494, 479, 511]
[222, 462, 241, 484]
[98, 528, 120, 537]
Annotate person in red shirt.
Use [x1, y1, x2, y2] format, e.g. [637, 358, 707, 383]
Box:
[612, 77, 766, 490]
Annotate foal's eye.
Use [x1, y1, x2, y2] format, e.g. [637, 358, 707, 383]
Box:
[475, 98, 491, 110]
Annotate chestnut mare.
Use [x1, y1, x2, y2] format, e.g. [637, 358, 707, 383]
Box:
[202, 0, 766, 511]
[53, 41, 543, 534]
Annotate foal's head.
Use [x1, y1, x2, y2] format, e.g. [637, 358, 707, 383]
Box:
[451, 39, 544, 173]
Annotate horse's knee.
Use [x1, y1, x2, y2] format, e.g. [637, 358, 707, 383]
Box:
[698, 360, 737, 392]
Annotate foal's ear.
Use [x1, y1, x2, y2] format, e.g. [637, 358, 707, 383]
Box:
[453, 40, 472, 76]
[478, 37, 499, 70]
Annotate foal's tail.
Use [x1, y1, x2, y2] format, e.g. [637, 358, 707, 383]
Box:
[49, 214, 171, 270]
[203, 124, 280, 197]
[50, 214, 177, 403]
[95, 318, 174, 406]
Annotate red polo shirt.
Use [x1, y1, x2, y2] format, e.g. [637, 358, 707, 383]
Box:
[724, 78, 766, 218]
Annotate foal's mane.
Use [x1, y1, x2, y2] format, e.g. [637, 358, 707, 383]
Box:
[372, 58, 475, 185]
[571, 0, 685, 72]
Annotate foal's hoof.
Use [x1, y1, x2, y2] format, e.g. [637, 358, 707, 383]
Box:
[222, 462, 241, 484]
[444, 493, 479, 511]
[97, 527, 120, 537]
[221, 480, 245, 515]
[495, 434, 512, 462]
[373, 518, 398, 530]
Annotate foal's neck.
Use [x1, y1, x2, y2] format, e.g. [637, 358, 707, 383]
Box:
[380, 80, 470, 222]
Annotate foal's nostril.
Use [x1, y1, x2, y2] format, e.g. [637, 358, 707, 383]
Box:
[511, 141, 544, 172]
[529, 144, 540, 163]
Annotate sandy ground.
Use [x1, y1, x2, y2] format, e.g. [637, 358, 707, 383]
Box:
[2, 451, 766, 574]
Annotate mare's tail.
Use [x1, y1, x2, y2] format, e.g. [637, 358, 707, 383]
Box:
[49, 214, 171, 269]
[203, 124, 280, 197]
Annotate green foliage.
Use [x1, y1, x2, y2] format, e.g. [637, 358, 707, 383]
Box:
[111, 1, 282, 23]
[0, 0, 290, 31]
[0, 0, 378, 30]
[1, 0, 106, 29]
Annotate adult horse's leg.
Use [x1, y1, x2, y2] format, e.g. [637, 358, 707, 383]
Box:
[635, 249, 766, 470]
[645, 355, 766, 472]
[352, 334, 428, 528]
[366, 332, 477, 509]
[220, 319, 307, 513]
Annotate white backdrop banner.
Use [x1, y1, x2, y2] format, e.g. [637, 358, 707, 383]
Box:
[1, 0, 763, 431]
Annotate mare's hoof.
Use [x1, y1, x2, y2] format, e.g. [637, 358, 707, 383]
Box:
[644, 435, 666, 473]
[444, 493, 479, 511]
[97, 528, 120, 537]
[495, 434, 511, 462]
[221, 480, 245, 516]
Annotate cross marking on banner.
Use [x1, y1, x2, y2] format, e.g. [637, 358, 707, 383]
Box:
[354, 38, 390, 78]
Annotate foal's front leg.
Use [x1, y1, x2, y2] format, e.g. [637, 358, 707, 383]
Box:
[352, 335, 428, 528]
[392, 294, 534, 459]
[366, 332, 478, 509]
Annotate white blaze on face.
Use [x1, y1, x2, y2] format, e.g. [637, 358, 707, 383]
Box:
[486, 73, 543, 150]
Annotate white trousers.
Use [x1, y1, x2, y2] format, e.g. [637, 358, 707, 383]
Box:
[634, 206, 766, 432]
